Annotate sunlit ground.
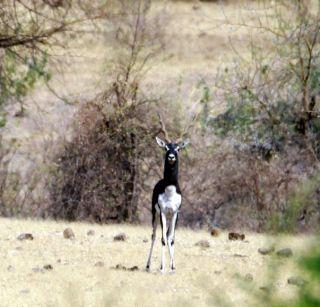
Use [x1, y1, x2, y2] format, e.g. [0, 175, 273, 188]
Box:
[0, 218, 315, 306]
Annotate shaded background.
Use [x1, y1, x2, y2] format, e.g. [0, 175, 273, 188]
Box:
[0, 0, 319, 232]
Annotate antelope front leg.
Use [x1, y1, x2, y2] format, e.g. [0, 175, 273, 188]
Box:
[168, 212, 178, 272]
[160, 211, 167, 274]
[146, 214, 157, 272]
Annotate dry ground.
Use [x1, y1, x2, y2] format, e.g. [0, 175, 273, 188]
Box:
[2, 3, 318, 305]
[0, 217, 315, 307]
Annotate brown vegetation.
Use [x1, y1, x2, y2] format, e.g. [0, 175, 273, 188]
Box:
[0, 0, 320, 232]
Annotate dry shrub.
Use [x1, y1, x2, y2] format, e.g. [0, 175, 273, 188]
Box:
[47, 98, 159, 223]
[179, 130, 320, 231]
[44, 0, 167, 223]
[0, 138, 24, 216]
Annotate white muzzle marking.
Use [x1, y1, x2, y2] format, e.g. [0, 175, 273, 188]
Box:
[168, 154, 176, 162]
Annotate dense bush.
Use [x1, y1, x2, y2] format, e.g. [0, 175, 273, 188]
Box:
[196, 1, 320, 231]
[47, 100, 155, 223]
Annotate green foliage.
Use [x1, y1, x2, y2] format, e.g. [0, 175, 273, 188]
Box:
[0, 49, 51, 124]
[286, 240, 320, 307]
[206, 1, 320, 159]
[198, 79, 211, 132]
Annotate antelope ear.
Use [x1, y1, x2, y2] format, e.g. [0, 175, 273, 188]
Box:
[178, 139, 190, 150]
[156, 136, 167, 148]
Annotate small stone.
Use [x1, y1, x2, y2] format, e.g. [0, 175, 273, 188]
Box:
[287, 276, 307, 287]
[63, 228, 75, 239]
[20, 289, 30, 294]
[32, 267, 44, 273]
[233, 253, 248, 258]
[17, 233, 33, 241]
[143, 238, 148, 243]
[7, 265, 15, 272]
[258, 247, 275, 255]
[228, 232, 245, 241]
[128, 266, 139, 271]
[87, 230, 95, 236]
[214, 270, 221, 275]
[276, 248, 293, 257]
[57, 259, 61, 263]
[259, 285, 272, 293]
[210, 228, 220, 237]
[114, 264, 127, 270]
[195, 240, 210, 248]
[94, 261, 104, 267]
[245, 273, 253, 282]
[43, 264, 53, 270]
[113, 233, 127, 241]
[15, 246, 23, 251]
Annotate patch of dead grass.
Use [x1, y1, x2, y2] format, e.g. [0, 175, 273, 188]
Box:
[0, 217, 314, 306]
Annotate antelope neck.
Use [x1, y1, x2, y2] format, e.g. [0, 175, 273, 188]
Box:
[164, 159, 179, 185]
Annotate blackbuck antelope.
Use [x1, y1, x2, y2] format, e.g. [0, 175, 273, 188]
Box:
[146, 114, 189, 273]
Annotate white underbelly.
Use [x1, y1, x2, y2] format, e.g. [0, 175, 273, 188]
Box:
[156, 185, 181, 214]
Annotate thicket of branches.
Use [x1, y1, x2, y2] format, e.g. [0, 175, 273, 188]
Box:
[46, 0, 169, 223]
[197, 0, 320, 231]
[1, 0, 319, 232]
[0, 0, 105, 215]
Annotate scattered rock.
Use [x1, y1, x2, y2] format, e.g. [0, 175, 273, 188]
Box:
[63, 228, 75, 239]
[15, 246, 23, 251]
[87, 230, 95, 236]
[128, 266, 139, 272]
[214, 270, 221, 275]
[233, 253, 248, 258]
[276, 248, 293, 257]
[287, 276, 307, 287]
[143, 238, 148, 243]
[94, 261, 104, 267]
[258, 247, 275, 255]
[43, 264, 53, 271]
[7, 265, 15, 272]
[113, 233, 127, 241]
[20, 289, 30, 295]
[245, 273, 254, 282]
[210, 228, 220, 237]
[17, 233, 33, 241]
[57, 259, 61, 263]
[195, 240, 210, 248]
[114, 264, 127, 270]
[112, 264, 139, 271]
[32, 267, 44, 273]
[228, 232, 245, 241]
[259, 285, 272, 293]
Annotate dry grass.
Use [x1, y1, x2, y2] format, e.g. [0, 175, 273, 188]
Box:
[0, 217, 315, 306]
